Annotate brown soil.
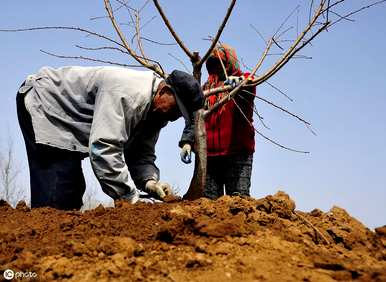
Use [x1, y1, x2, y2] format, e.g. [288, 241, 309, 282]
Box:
[0, 191, 385, 282]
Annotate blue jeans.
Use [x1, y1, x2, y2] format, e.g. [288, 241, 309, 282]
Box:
[204, 153, 253, 199]
[16, 87, 86, 210]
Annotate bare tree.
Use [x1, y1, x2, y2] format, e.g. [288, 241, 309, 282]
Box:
[0, 137, 25, 205]
[1, 0, 385, 199]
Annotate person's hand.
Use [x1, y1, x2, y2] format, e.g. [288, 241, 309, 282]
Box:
[145, 180, 173, 200]
[224, 76, 243, 87]
[120, 188, 140, 204]
[180, 143, 192, 164]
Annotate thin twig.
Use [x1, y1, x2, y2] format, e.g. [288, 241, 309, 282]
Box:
[272, 37, 284, 51]
[130, 15, 157, 42]
[250, 24, 267, 45]
[217, 40, 247, 76]
[273, 5, 300, 38]
[309, 0, 315, 25]
[104, 0, 165, 77]
[205, 38, 274, 115]
[267, 53, 312, 60]
[89, 1, 126, 21]
[251, 2, 328, 87]
[216, 46, 229, 80]
[233, 98, 309, 154]
[241, 58, 252, 71]
[294, 211, 331, 245]
[139, 0, 151, 12]
[130, 15, 157, 44]
[0, 26, 125, 49]
[238, 92, 271, 129]
[118, 0, 137, 29]
[113, 0, 136, 12]
[40, 49, 143, 68]
[264, 81, 294, 102]
[328, 10, 355, 23]
[75, 44, 129, 54]
[328, 0, 386, 28]
[277, 26, 294, 41]
[243, 89, 316, 135]
[235, 58, 296, 102]
[141, 37, 177, 46]
[322, 0, 344, 13]
[168, 53, 190, 73]
[75, 43, 165, 72]
[326, 0, 331, 23]
[141, 15, 157, 30]
[250, 38, 275, 77]
[134, 10, 148, 61]
[75, 43, 165, 71]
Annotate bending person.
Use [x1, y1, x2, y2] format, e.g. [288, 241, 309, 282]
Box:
[16, 66, 204, 209]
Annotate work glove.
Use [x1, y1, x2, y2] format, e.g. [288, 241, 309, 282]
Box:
[180, 143, 192, 164]
[121, 188, 140, 204]
[224, 76, 244, 88]
[145, 180, 173, 200]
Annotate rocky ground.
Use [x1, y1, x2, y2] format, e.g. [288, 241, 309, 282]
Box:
[0, 191, 385, 282]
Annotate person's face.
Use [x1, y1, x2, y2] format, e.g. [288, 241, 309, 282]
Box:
[152, 84, 182, 122]
[206, 57, 223, 75]
[206, 57, 227, 81]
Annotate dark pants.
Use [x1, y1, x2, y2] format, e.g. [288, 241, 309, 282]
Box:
[204, 153, 253, 199]
[16, 89, 86, 210]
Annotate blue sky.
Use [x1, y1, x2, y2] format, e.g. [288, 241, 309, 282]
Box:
[0, 1, 385, 228]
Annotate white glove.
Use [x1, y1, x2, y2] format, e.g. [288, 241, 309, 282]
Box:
[145, 180, 172, 200]
[224, 76, 243, 87]
[180, 143, 192, 164]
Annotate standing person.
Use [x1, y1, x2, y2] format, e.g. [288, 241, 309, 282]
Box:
[16, 66, 204, 209]
[202, 44, 256, 199]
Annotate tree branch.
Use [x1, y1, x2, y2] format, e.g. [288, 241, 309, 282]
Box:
[40, 49, 144, 68]
[198, 0, 237, 66]
[251, 2, 328, 87]
[141, 37, 177, 46]
[232, 98, 309, 153]
[134, 10, 148, 62]
[264, 81, 294, 102]
[0, 26, 125, 48]
[152, 0, 194, 60]
[237, 92, 271, 130]
[75, 44, 129, 54]
[168, 53, 190, 73]
[328, 0, 386, 28]
[104, 0, 165, 77]
[205, 37, 274, 115]
[242, 89, 316, 135]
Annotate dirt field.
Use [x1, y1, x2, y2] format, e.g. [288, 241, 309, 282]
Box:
[0, 191, 385, 282]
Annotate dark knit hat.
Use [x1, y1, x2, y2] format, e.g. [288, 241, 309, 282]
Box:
[166, 70, 204, 124]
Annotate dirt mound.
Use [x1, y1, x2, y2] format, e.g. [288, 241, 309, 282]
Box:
[0, 191, 385, 281]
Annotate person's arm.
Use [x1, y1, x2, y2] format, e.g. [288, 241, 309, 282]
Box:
[89, 89, 138, 200]
[125, 120, 173, 199]
[124, 122, 162, 190]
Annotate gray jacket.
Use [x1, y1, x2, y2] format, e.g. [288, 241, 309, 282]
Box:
[22, 66, 165, 199]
